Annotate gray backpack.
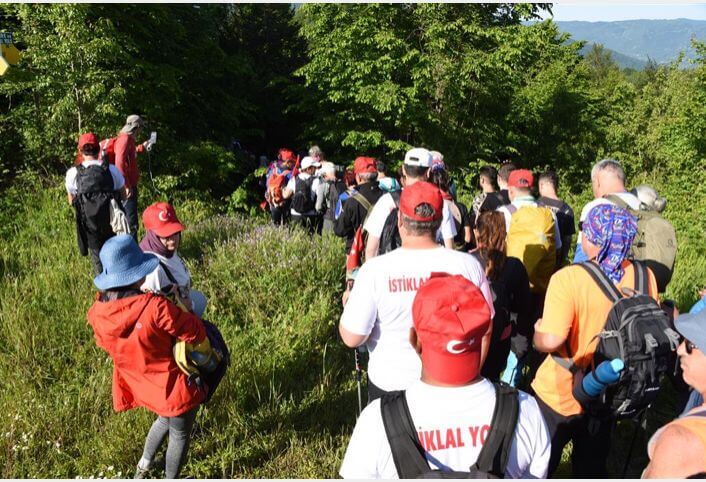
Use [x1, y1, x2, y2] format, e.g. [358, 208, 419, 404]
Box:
[604, 194, 677, 289]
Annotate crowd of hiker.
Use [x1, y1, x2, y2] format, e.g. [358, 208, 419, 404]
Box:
[64, 120, 706, 479]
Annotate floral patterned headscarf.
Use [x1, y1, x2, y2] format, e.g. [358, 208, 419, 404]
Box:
[582, 204, 638, 283]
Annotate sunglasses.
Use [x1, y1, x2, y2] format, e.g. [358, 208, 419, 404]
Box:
[685, 339, 699, 354]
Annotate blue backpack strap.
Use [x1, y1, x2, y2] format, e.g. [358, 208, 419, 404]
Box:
[380, 391, 429, 478]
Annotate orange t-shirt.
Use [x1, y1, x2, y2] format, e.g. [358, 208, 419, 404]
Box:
[531, 261, 658, 417]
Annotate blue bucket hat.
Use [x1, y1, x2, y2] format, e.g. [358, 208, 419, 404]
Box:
[94, 234, 159, 291]
[675, 309, 706, 352]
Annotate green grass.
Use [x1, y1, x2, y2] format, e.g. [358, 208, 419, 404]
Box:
[0, 173, 355, 478]
[0, 172, 704, 478]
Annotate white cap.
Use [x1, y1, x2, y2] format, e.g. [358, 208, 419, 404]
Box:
[319, 161, 336, 175]
[404, 148, 433, 167]
[300, 156, 321, 170]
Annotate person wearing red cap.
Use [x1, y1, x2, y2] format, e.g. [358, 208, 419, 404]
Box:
[339, 273, 550, 479]
[363, 147, 458, 259]
[496, 168, 562, 388]
[265, 148, 296, 226]
[338, 181, 494, 403]
[65, 132, 127, 274]
[334, 156, 383, 252]
[139, 202, 207, 317]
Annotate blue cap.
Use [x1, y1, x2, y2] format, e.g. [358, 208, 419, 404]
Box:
[94, 235, 159, 291]
[675, 309, 706, 351]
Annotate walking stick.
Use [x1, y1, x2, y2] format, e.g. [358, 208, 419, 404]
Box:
[354, 347, 363, 415]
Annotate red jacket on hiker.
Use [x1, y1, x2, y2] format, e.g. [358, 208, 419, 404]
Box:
[87, 292, 206, 417]
[114, 133, 145, 189]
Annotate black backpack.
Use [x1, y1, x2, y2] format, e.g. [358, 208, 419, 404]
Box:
[74, 160, 120, 254]
[381, 382, 519, 479]
[291, 176, 316, 213]
[553, 261, 680, 419]
[378, 190, 402, 255]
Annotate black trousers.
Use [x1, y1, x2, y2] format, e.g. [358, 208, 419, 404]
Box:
[536, 395, 614, 477]
[270, 203, 290, 226]
[89, 247, 103, 276]
[291, 214, 320, 235]
[122, 185, 139, 241]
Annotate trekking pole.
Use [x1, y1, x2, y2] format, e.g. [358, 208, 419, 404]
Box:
[354, 347, 363, 415]
[622, 410, 647, 477]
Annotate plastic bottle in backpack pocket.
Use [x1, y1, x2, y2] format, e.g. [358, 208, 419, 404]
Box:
[190, 349, 220, 374]
[573, 359, 624, 405]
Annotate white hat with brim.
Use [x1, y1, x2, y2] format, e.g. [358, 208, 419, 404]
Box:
[301, 156, 321, 170]
[404, 148, 433, 167]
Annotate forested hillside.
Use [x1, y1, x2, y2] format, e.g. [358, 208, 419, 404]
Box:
[0, 3, 705, 478]
[558, 19, 706, 65]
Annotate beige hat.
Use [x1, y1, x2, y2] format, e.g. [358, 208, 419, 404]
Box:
[120, 115, 145, 134]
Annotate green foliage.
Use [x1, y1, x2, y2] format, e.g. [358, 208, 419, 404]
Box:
[295, 4, 603, 173]
[0, 4, 304, 186]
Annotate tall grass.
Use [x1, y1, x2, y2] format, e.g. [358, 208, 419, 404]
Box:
[0, 172, 704, 477]
[0, 173, 355, 478]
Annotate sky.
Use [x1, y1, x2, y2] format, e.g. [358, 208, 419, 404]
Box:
[542, 3, 706, 22]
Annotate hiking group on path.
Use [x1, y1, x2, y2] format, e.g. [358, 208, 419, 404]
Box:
[66, 122, 706, 479]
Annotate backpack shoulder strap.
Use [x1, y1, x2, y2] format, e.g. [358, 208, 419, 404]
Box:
[604, 194, 630, 210]
[506, 204, 517, 215]
[632, 260, 648, 295]
[351, 192, 373, 213]
[473, 382, 520, 478]
[579, 261, 622, 303]
[159, 261, 178, 285]
[380, 391, 429, 479]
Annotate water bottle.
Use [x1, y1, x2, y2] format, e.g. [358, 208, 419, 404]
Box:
[501, 351, 522, 387]
[582, 359, 625, 398]
[190, 349, 219, 374]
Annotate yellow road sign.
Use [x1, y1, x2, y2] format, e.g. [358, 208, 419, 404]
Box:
[1, 44, 20, 65]
[0, 55, 9, 76]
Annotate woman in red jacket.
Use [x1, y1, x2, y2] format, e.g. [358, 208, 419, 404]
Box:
[88, 234, 207, 478]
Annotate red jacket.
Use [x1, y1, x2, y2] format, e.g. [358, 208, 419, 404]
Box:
[87, 292, 206, 417]
[114, 133, 145, 188]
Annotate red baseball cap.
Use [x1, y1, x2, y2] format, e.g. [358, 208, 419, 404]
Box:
[278, 148, 295, 162]
[78, 133, 99, 150]
[412, 273, 492, 385]
[507, 169, 534, 188]
[142, 202, 185, 237]
[354, 156, 377, 175]
[399, 181, 443, 222]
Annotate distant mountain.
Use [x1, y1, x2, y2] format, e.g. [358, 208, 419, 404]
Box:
[576, 43, 648, 70]
[555, 19, 706, 68]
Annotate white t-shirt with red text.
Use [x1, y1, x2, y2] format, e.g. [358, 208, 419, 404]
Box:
[339, 247, 494, 392]
[339, 379, 550, 479]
